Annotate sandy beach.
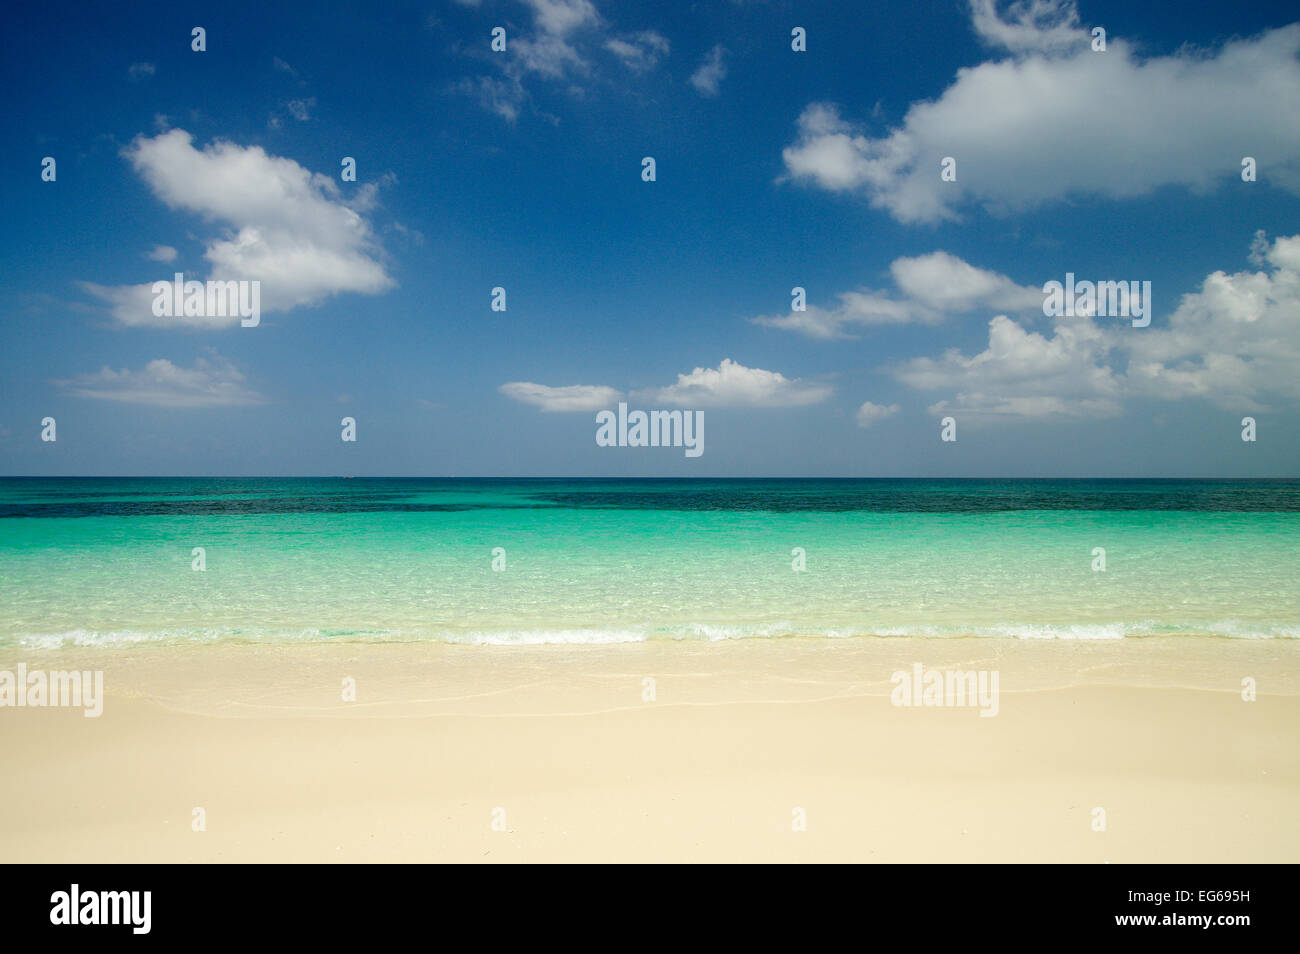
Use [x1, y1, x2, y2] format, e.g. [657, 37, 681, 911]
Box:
[2, 635, 1297, 863]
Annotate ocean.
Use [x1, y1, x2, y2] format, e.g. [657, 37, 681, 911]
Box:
[1, 477, 1297, 648]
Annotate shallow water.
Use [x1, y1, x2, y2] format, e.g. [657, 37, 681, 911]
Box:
[2, 478, 1297, 647]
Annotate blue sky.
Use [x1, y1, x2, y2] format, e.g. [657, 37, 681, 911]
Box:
[3, 0, 1300, 476]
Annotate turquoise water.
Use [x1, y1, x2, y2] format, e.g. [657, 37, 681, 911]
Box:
[1, 478, 1297, 647]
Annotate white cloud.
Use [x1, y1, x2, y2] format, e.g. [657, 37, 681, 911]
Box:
[646, 358, 832, 407]
[969, 0, 1087, 53]
[606, 31, 670, 71]
[459, 0, 672, 120]
[454, 0, 600, 120]
[514, 32, 589, 78]
[894, 315, 1123, 419]
[145, 244, 177, 263]
[890, 251, 1043, 314]
[781, 104, 871, 192]
[511, 0, 600, 77]
[889, 232, 1300, 419]
[526, 0, 598, 37]
[690, 45, 727, 96]
[500, 381, 622, 411]
[754, 292, 927, 340]
[505, 361, 832, 412]
[855, 401, 900, 427]
[753, 250, 1041, 338]
[127, 62, 156, 81]
[83, 129, 394, 328]
[1125, 231, 1300, 411]
[56, 353, 263, 408]
[781, 5, 1300, 223]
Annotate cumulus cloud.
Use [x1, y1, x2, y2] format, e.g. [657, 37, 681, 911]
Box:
[690, 45, 727, 96]
[891, 251, 1043, 314]
[753, 250, 1041, 338]
[504, 359, 830, 411]
[145, 244, 177, 263]
[499, 381, 623, 411]
[890, 232, 1300, 419]
[781, 3, 1300, 222]
[646, 358, 831, 407]
[83, 129, 394, 328]
[1125, 231, 1300, 411]
[894, 314, 1124, 419]
[56, 353, 263, 408]
[855, 401, 900, 427]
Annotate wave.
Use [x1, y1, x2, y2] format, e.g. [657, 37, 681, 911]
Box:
[4, 619, 1299, 649]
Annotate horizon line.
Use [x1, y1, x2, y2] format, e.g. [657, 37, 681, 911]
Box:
[2, 475, 1298, 482]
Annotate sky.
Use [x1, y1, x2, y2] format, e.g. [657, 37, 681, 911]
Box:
[3, 0, 1300, 477]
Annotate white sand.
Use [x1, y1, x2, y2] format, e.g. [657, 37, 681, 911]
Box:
[1, 636, 1297, 862]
